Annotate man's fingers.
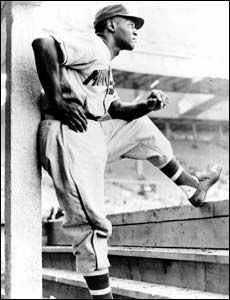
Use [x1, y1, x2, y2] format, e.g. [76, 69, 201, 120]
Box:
[72, 111, 87, 131]
[67, 119, 80, 132]
[150, 90, 159, 99]
[151, 89, 169, 108]
[71, 117, 86, 132]
[165, 96, 170, 105]
[159, 91, 169, 105]
[147, 99, 156, 106]
[63, 104, 88, 132]
[161, 95, 169, 108]
[77, 107, 88, 124]
[73, 120, 84, 132]
[149, 90, 162, 104]
[67, 103, 88, 126]
[66, 113, 85, 132]
[159, 90, 169, 101]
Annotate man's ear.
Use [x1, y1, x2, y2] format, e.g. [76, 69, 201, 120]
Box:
[106, 19, 116, 33]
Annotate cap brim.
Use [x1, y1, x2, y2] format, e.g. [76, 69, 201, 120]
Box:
[117, 14, 144, 29]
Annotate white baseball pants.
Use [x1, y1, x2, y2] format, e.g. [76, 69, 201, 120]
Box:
[38, 116, 173, 273]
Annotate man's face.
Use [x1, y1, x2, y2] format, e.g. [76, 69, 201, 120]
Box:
[113, 17, 138, 50]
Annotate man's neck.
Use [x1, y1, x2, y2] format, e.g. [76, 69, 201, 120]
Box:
[98, 34, 120, 60]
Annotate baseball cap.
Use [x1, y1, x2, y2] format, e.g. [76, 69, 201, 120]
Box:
[94, 4, 144, 30]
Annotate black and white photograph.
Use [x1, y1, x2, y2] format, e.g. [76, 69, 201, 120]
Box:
[1, 1, 229, 299]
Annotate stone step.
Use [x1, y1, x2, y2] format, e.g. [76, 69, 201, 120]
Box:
[43, 268, 229, 299]
[43, 245, 229, 264]
[42, 246, 229, 294]
[45, 200, 229, 249]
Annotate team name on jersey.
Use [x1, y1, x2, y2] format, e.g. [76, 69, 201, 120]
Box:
[83, 69, 111, 87]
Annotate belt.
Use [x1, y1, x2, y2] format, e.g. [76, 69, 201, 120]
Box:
[43, 114, 56, 120]
[43, 113, 101, 122]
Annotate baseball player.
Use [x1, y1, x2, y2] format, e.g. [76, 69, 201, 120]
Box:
[32, 4, 222, 299]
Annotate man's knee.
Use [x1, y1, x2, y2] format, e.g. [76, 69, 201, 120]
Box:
[160, 139, 173, 165]
[148, 138, 173, 168]
[135, 117, 173, 167]
[136, 116, 173, 155]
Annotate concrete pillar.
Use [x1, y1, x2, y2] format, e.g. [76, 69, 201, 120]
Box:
[4, 1, 43, 299]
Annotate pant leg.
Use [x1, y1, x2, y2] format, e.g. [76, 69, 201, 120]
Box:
[101, 116, 173, 167]
[38, 120, 111, 273]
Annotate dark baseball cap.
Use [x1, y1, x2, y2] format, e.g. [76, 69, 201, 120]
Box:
[94, 4, 144, 30]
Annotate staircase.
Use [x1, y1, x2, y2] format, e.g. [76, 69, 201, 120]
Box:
[42, 200, 229, 299]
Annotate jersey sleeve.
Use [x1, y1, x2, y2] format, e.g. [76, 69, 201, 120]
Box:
[104, 89, 121, 112]
[50, 33, 99, 69]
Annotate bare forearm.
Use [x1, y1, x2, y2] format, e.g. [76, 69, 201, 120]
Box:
[108, 101, 151, 121]
[108, 89, 170, 121]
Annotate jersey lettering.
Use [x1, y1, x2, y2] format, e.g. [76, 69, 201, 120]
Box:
[83, 69, 109, 86]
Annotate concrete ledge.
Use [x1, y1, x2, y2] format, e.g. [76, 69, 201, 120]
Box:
[43, 268, 229, 299]
[42, 246, 229, 264]
[107, 200, 229, 225]
[45, 200, 229, 249]
[109, 217, 229, 249]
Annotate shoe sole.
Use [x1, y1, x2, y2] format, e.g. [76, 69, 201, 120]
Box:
[198, 167, 222, 207]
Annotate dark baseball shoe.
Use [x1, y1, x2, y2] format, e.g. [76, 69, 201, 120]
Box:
[189, 164, 222, 207]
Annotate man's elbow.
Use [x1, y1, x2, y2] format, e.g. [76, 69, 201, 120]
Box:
[31, 37, 53, 52]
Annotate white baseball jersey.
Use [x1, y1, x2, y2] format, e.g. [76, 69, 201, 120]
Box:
[41, 32, 120, 118]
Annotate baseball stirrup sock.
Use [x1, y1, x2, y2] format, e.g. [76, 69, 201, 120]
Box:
[84, 269, 113, 299]
[159, 157, 199, 199]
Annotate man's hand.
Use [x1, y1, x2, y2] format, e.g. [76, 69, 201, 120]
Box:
[56, 85, 88, 132]
[57, 100, 88, 132]
[146, 89, 169, 111]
